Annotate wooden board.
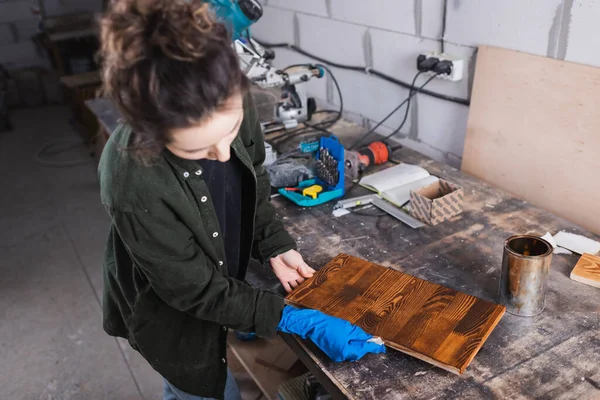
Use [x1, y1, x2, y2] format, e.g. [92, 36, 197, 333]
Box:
[462, 46, 600, 235]
[286, 254, 505, 375]
[227, 334, 297, 400]
[570, 253, 600, 289]
[59, 70, 101, 88]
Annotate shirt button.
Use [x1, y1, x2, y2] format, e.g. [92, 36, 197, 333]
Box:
[221, 358, 226, 364]
[219, 261, 224, 266]
[195, 170, 202, 176]
[183, 172, 190, 178]
[213, 232, 219, 238]
[201, 196, 208, 202]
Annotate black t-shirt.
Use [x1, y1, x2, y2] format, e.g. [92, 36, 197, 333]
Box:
[197, 153, 244, 279]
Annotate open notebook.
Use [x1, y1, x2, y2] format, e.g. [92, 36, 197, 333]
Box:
[359, 163, 439, 207]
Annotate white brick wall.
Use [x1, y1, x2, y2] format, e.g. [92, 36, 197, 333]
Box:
[267, 0, 328, 17]
[329, 0, 415, 35]
[421, 0, 444, 39]
[330, 67, 414, 135]
[251, 6, 295, 45]
[445, 0, 562, 57]
[297, 14, 366, 66]
[370, 29, 438, 84]
[416, 96, 469, 160]
[565, 1, 600, 67]
[253, 0, 600, 166]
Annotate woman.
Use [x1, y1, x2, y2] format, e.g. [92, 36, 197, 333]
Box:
[98, 1, 384, 399]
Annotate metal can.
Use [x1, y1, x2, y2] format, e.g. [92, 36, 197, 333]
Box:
[498, 235, 553, 316]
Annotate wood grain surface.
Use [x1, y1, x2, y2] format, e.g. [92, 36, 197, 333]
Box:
[462, 46, 600, 235]
[570, 253, 600, 289]
[286, 254, 506, 375]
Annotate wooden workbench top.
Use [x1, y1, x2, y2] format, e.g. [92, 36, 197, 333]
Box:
[87, 96, 600, 399]
[267, 122, 600, 400]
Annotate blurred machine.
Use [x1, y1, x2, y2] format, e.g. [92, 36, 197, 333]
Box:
[208, 0, 325, 130]
[235, 36, 324, 130]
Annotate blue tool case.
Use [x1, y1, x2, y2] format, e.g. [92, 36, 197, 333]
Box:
[279, 136, 345, 207]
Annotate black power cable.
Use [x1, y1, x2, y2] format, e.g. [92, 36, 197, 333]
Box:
[348, 73, 438, 150]
[254, 39, 470, 106]
[310, 63, 343, 131]
[245, 30, 261, 55]
[380, 72, 423, 143]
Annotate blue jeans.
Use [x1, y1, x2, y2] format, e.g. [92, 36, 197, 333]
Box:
[163, 369, 242, 400]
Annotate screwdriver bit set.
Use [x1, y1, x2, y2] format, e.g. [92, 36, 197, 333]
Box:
[317, 148, 340, 186]
[279, 136, 346, 207]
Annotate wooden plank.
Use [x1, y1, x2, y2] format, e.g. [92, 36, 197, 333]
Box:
[59, 70, 101, 88]
[272, 130, 600, 398]
[280, 334, 355, 400]
[462, 45, 600, 235]
[570, 253, 600, 289]
[227, 334, 295, 400]
[286, 254, 505, 375]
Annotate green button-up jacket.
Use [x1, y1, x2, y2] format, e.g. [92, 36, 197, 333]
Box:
[98, 94, 296, 399]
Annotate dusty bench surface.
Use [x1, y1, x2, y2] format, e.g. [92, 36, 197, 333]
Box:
[269, 123, 600, 400]
[86, 98, 600, 399]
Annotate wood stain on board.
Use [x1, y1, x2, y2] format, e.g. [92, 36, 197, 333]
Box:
[286, 254, 506, 374]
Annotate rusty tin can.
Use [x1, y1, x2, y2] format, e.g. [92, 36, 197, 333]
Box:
[498, 235, 553, 316]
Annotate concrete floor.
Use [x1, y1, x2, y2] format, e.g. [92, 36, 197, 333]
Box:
[0, 106, 261, 400]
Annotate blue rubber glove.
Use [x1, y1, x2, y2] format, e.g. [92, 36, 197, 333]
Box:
[277, 306, 386, 362]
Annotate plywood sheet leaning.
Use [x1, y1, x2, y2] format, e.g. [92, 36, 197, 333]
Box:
[462, 46, 600, 235]
[570, 253, 600, 289]
[286, 254, 505, 375]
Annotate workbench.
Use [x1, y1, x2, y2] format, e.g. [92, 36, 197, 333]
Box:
[87, 98, 600, 399]
[263, 120, 600, 399]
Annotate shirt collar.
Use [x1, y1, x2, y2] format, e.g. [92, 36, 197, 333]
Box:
[162, 135, 253, 179]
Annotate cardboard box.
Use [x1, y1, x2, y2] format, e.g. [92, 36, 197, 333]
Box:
[410, 179, 464, 226]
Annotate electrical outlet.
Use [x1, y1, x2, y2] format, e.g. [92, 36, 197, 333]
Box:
[417, 52, 464, 82]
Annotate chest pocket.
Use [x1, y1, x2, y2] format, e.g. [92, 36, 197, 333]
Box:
[241, 139, 256, 164]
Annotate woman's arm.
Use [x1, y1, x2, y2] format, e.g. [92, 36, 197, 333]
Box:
[110, 207, 284, 337]
[244, 94, 316, 292]
[245, 94, 298, 262]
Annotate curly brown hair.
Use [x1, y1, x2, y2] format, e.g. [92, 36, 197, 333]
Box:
[100, 0, 249, 163]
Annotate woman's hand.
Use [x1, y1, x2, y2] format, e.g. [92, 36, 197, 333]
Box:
[270, 250, 315, 293]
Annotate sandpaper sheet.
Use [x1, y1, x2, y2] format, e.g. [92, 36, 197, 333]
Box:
[286, 254, 505, 374]
[571, 253, 600, 289]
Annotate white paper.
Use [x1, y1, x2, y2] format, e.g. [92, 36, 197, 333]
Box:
[554, 247, 573, 255]
[359, 163, 430, 194]
[381, 176, 440, 207]
[332, 208, 351, 218]
[541, 232, 557, 248]
[553, 231, 600, 255]
[542, 232, 574, 255]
